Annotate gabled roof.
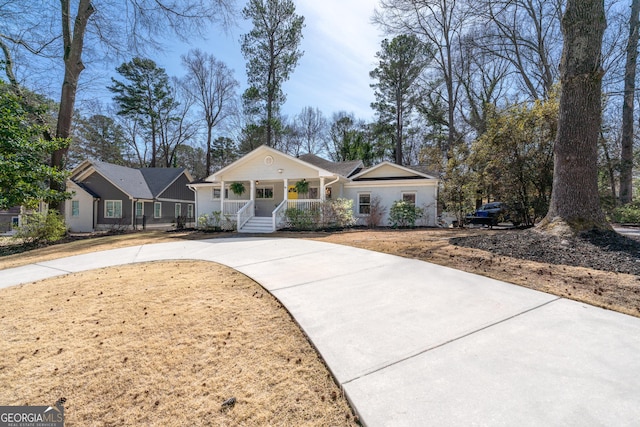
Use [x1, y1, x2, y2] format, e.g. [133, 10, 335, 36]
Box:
[91, 161, 154, 199]
[351, 161, 439, 181]
[74, 182, 100, 198]
[70, 160, 192, 200]
[139, 167, 191, 197]
[297, 154, 363, 178]
[205, 145, 338, 181]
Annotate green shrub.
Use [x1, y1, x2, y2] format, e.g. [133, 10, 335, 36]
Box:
[14, 210, 66, 244]
[611, 202, 640, 224]
[284, 207, 317, 230]
[198, 211, 223, 231]
[389, 200, 423, 228]
[321, 198, 356, 228]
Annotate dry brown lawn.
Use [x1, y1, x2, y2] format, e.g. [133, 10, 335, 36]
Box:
[1, 227, 639, 426]
[0, 260, 358, 426]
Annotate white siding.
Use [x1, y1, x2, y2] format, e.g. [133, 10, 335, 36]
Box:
[344, 181, 438, 226]
[65, 181, 95, 232]
[357, 164, 417, 179]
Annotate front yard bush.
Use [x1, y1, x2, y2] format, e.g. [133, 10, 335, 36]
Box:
[198, 211, 236, 231]
[365, 196, 386, 227]
[321, 198, 356, 229]
[389, 201, 423, 228]
[284, 199, 356, 230]
[611, 202, 640, 224]
[284, 207, 317, 230]
[14, 210, 66, 244]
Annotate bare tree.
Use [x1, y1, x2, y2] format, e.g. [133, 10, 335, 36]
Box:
[181, 49, 239, 176]
[293, 106, 327, 156]
[477, 0, 563, 101]
[620, 0, 640, 204]
[539, 0, 610, 233]
[375, 0, 471, 159]
[0, 0, 235, 207]
[157, 78, 200, 168]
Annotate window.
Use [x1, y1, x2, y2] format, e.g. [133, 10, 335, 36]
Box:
[71, 200, 80, 217]
[402, 192, 417, 205]
[175, 203, 182, 218]
[256, 186, 274, 199]
[105, 200, 122, 218]
[154, 202, 162, 218]
[187, 204, 194, 219]
[213, 188, 229, 199]
[135, 201, 144, 217]
[309, 187, 319, 199]
[358, 193, 371, 215]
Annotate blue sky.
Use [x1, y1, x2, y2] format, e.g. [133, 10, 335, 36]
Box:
[122, 0, 383, 121]
[16, 0, 386, 125]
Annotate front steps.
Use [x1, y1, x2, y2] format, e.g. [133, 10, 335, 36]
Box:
[239, 216, 274, 233]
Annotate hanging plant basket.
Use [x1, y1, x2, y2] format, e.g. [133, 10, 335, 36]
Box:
[230, 182, 246, 196]
[295, 179, 309, 197]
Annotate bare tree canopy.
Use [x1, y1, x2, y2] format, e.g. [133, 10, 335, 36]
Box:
[182, 49, 239, 176]
[0, 0, 235, 207]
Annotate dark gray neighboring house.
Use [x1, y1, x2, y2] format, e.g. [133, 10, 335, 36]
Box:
[65, 160, 195, 232]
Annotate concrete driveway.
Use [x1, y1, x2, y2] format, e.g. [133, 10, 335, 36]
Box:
[1, 237, 639, 426]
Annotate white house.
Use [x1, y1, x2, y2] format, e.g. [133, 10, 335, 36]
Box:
[188, 145, 439, 233]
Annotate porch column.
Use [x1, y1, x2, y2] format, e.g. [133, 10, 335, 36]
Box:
[283, 178, 289, 200]
[320, 177, 325, 201]
[250, 180, 256, 201]
[220, 181, 225, 214]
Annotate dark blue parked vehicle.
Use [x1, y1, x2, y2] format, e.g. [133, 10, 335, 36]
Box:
[466, 202, 510, 227]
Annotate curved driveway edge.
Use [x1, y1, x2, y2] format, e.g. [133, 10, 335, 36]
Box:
[2, 238, 640, 426]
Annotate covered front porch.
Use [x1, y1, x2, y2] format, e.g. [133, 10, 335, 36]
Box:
[215, 177, 338, 233]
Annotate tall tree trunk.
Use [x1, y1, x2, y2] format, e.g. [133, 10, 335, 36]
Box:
[538, 0, 609, 234]
[396, 92, 403, 165]
[206, 125, 213, 176]
[620, 0, 640, 204]
[51, 0, 94, 209]
[600, 132, 618, 204]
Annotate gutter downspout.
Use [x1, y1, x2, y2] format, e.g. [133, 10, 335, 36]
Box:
[187, 185, 198, 228]
[324, 176, 340, 200]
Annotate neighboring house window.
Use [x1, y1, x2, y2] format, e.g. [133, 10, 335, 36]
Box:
[256, 186, 274, 199]
[154, 202, 162, 218]
[187, 204, 194, 219]
[71, 200, 80, 217]
[213, 188, 229, 199]
[135, 201, 144, 217]
[402, 192, 417, 205]
[175, 203, 182, 218]
[105, 200, 122, 218]
[358, 193, 371, 215]
[11, 217, 19, 228]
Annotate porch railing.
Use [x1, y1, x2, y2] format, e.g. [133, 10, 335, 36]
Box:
[223, 200, 250, 216]
[273, 200, 288, 230]
[237, 200, 254, 230]
[287, 199, 323, 211]
[274, 199, 323, 230]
